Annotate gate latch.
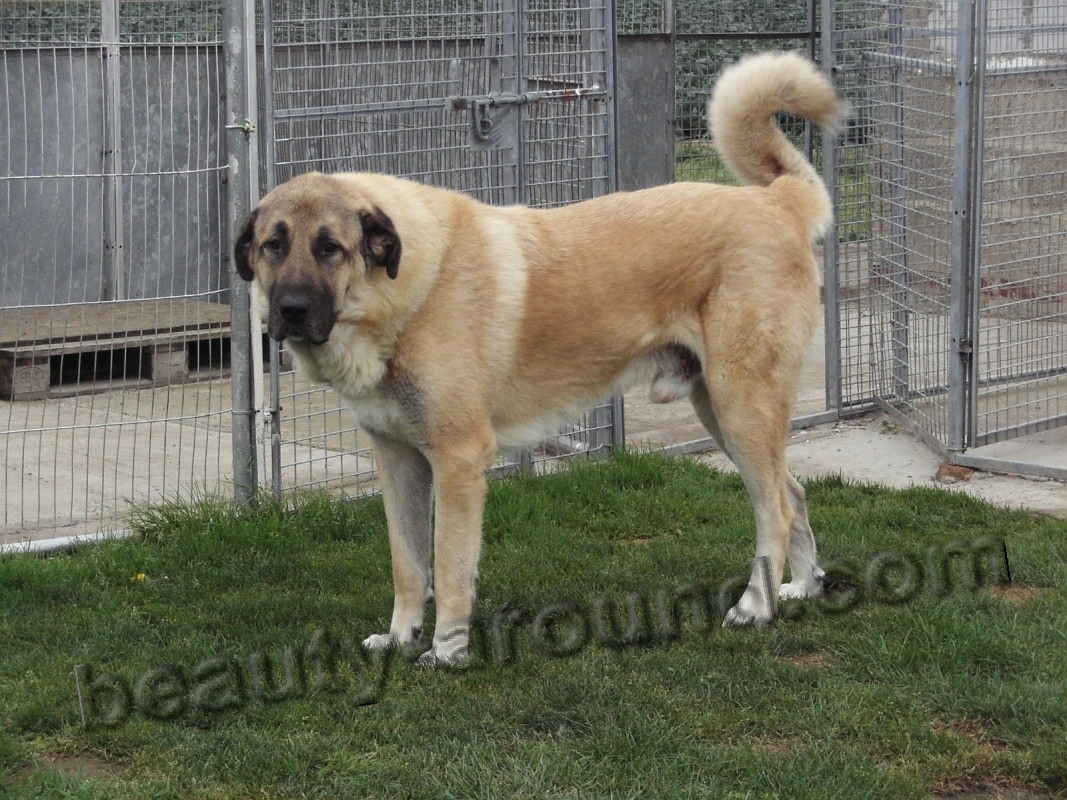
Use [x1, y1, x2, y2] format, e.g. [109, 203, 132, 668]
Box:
[449, 86, 604, 147]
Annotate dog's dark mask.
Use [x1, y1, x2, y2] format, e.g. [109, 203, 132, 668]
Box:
[233, 203, 402, 345]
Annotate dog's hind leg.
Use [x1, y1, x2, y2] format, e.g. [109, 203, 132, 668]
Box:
[691, 381, 821, 603]
[363, 432, 434, 652]
[778, 473, 825, 600]
[694, 314, 812, 627]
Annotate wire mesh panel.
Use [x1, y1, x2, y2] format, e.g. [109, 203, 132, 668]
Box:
[827, 0, 1067, 461]
[262, 0, 617, 499]
[972, 0, 1067, 446]
[1, 0, 233, 544]
[828, 0, 962, 443]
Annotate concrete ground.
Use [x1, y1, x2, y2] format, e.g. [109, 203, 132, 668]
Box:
[622, 327, 1067, 519]
[2, 317, 1065, 552]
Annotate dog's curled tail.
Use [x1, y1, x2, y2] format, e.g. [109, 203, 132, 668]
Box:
[708, 51, 846, 242]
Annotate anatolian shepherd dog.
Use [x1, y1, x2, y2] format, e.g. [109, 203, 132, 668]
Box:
[235, 52, 846, 667]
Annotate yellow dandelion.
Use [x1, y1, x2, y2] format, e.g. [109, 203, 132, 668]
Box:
[131, 572, 147, 583]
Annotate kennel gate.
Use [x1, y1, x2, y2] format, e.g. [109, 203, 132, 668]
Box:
[824, 0, 1067, 478]
[258, 0, 620, 499]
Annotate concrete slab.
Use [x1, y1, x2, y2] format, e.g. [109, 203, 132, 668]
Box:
[697, 412, 1067, 519]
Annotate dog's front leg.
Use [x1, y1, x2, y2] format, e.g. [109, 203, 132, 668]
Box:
[362, 432, 433, 653]
[416, 432, 496, 667]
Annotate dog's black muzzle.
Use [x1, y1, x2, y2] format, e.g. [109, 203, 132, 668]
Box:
[267, 283, 336, 345]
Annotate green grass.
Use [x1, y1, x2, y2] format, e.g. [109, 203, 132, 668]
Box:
[2, 452, 1065, 799]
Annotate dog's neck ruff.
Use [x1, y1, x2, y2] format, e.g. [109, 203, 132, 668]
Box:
[288, 328, 387, 399]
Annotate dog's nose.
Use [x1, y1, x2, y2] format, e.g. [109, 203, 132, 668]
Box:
[277, 291, 310, 324]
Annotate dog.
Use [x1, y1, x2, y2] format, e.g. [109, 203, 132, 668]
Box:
[235, 51, 846, 666]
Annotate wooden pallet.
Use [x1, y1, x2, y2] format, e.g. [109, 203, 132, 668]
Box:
[0, 300, 250, 401]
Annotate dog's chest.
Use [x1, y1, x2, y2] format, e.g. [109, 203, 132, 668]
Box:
[341, 369, 427, 445]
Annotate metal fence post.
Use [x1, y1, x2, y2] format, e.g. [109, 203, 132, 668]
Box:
[948, 0, 979, 452]
[820, 0, 842, 415]
[887, 0, 910, 402]
[967, 0, 990, 448]
[100, 0, 125, 301]
[224, 0, 259, 504]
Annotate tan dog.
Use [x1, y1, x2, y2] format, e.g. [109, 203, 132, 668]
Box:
[235, 52, 845, 666]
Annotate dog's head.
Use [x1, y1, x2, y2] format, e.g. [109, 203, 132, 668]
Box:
[234, 172, 402, 345]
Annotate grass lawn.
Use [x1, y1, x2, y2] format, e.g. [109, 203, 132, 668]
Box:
[1, 452, 1065, 799]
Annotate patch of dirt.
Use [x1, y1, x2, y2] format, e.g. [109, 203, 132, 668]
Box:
[746, 732, 801, 755]
[785, 648, 833, 670]
[932, 716, 1010, 753]
[985, 585, 1044, 605]
[932, 777, 1056, 799]
[16, 752, 127, 783]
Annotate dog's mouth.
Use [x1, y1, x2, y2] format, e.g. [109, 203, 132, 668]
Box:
[270, 330, 330, 346]
[267, 321, 332, 347]
[267, 286, 337, 346]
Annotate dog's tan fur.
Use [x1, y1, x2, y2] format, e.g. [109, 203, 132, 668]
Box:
[235, 52, 846, 666]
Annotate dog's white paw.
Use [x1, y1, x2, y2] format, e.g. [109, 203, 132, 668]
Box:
[361, 633, 398, 650]
[778, 580, 824, 601]
[363, 629, 428, 658]
[778, 566, 826, 601]
[414, 644, 472, 669]
[723, 605, 775, 628]
[723, 585, 775, 628]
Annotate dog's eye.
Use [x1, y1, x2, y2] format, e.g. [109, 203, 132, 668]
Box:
[319, 241, 341, 256]
[264, 239, 283, 253]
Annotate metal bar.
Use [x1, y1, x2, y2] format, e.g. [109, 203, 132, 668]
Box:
[491, 0, 522, 205]
[820, 0, 842, 415]
[273, 96, 450, 121]
[262, 0, 278, 192]
[514, 0, 527, 204]
[968, 0, 990, 449]
[223, 0, 259, 505]
[598, 0, 617, 198]
[0, 528, 137, 556]
[804, 0, 816, 162]
[861, 51, 960, 76]
[100, 0, 124, 301]
[274, 87, 610, 124]
[888, 0, 910, 402]
[451, 87, 606, 111]
[262, 0, 283, 499]
[673, 31, 820, 42]
[863, 49, 1067, 77]
[502, 0, 524, 472]
[949, 453, 1067, 482]
[611, 395, 626, 451]
[974, 413, 1067, 448]
[947, 0, 978, 452]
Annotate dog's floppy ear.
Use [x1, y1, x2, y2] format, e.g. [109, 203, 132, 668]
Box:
[359, 207, 402, 280]
[233, 209, 258, 281]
